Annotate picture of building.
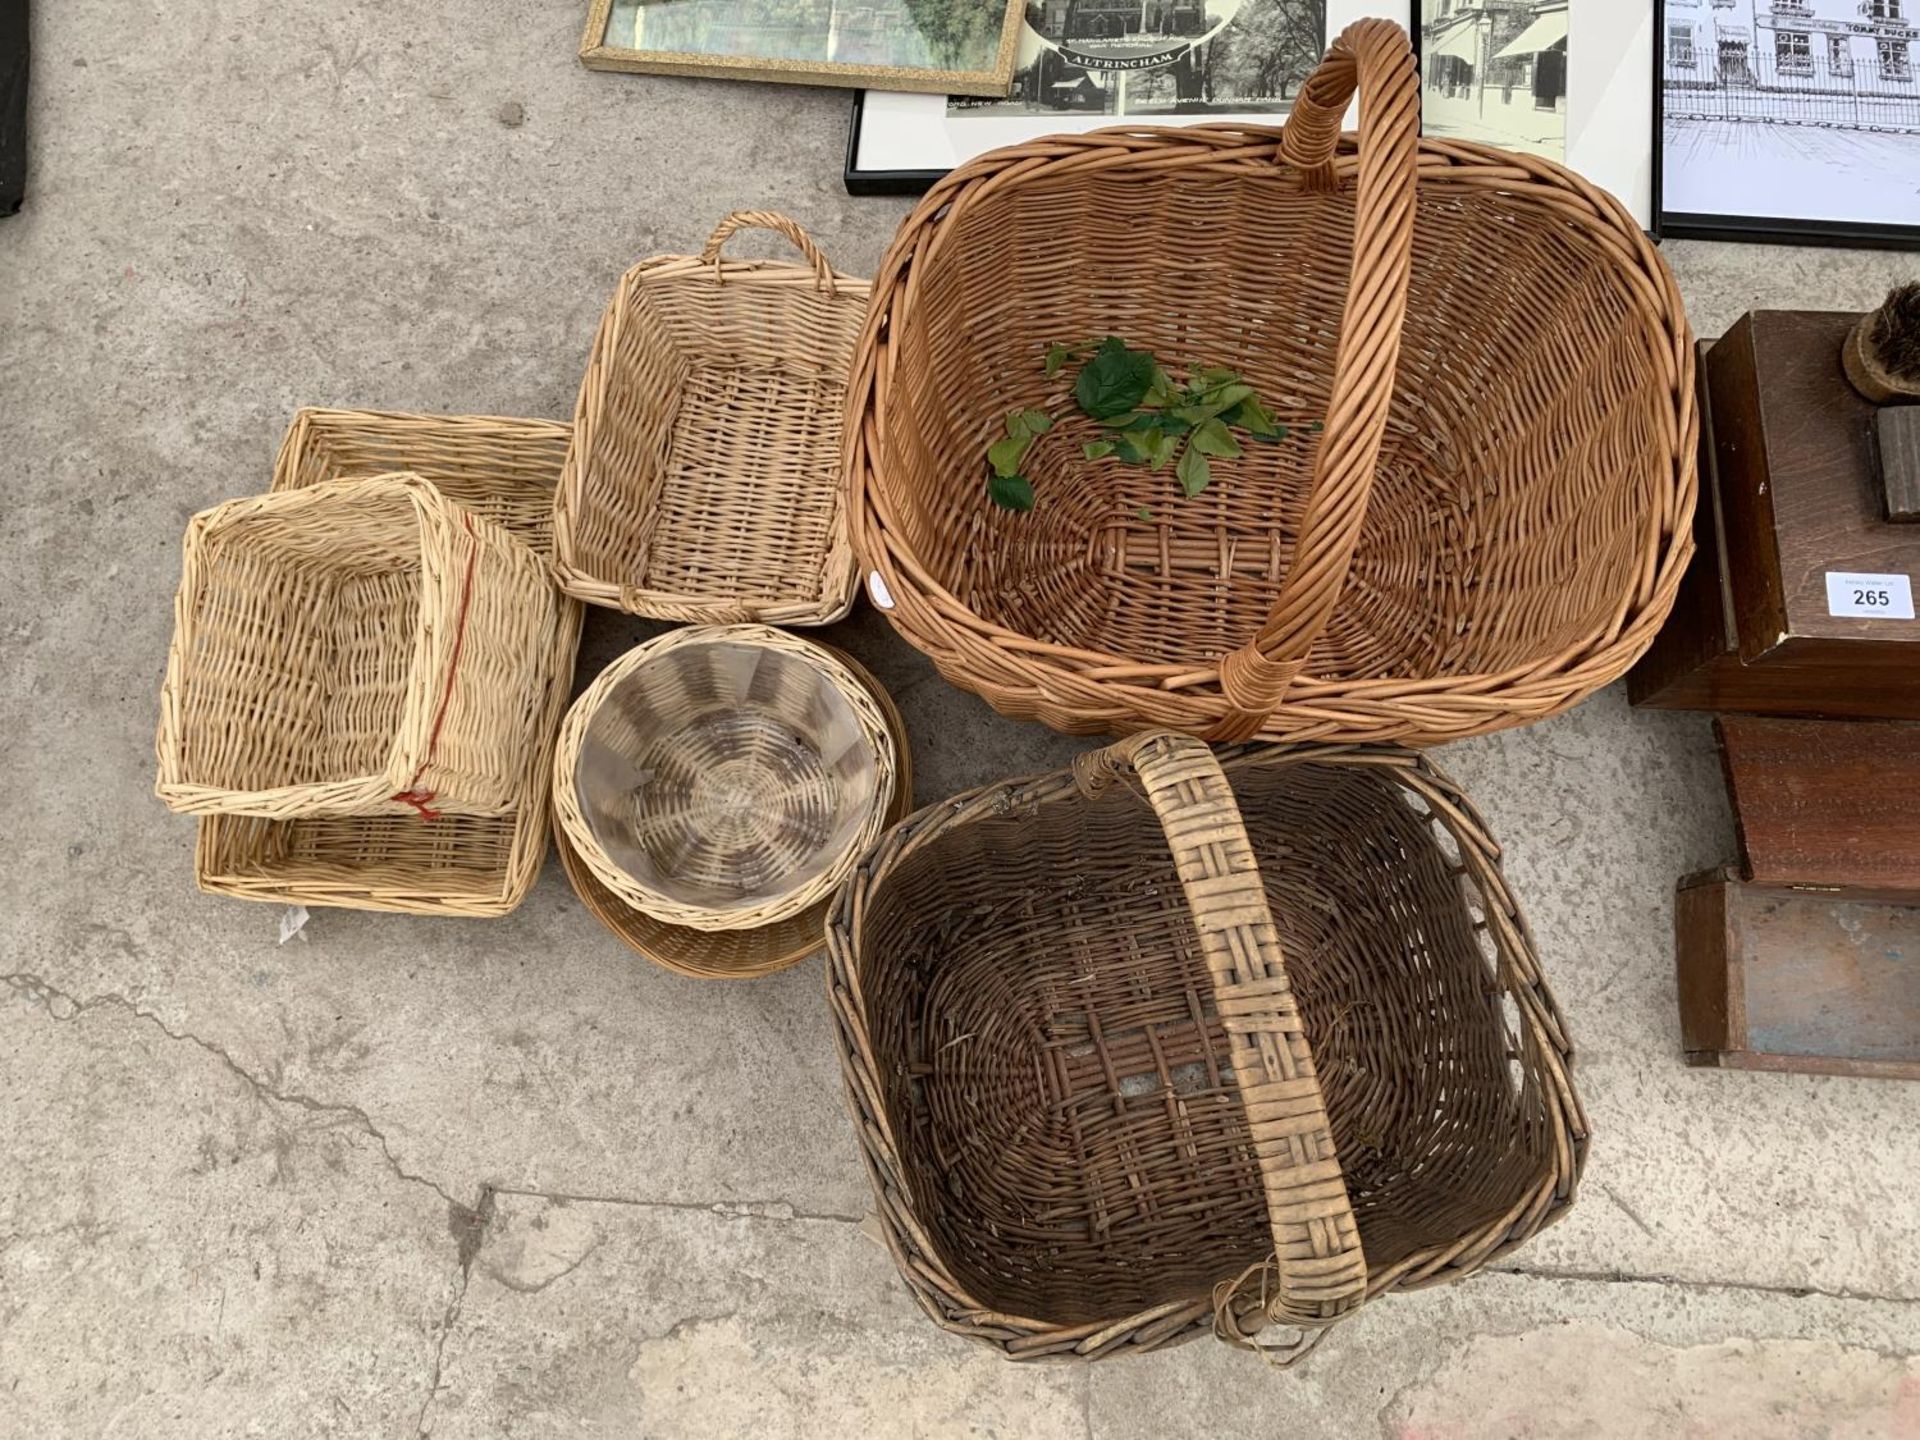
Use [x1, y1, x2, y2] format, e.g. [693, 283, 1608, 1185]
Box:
[1420, 0, 1568, 158]
[1663, 0, 1920, 231]
[952, 0, 1322, 117]
[1032, 0, 1218, 54]
[1666, 0, 1914, 95]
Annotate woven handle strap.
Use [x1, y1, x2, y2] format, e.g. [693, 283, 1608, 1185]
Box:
[1210, 19, 1420, 741]
[699, 210, 837, 294]
[1073, 734, 1367, 1336]
[614, 586, 761, 623]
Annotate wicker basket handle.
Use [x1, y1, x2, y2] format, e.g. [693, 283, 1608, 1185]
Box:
[699, 210, 837, 294]
[1210, 19, 1419, 741]
[1073, 733, 1367, 1337]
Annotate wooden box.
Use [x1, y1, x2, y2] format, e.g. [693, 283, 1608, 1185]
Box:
[1675, 716, 1920, 1080]
[1676, 874, 1920, 1081]
[1629, 313, 1920, 719]
[1880, 405, 1920, 525]
[1717, 715, 1920, 899]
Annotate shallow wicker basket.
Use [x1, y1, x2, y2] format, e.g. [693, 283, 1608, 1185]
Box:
[194, 411, 582, 917]
[554, 211, 870, 625]
[554, 625, 898, 934]
[828, 732, 1585, 1361]
[556, 648, 913, 979]
[157, 472, 558, 819]
[272, 407, 573, 548]
[848, 20, 1696, 745]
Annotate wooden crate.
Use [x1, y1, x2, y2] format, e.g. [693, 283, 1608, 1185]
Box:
[1718, 716, 1920, 898]
[1677, 873, 1920, 1081]
[1630, 314, 1920, 719]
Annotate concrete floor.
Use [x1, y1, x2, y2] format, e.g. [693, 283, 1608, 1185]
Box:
[5, 3, 1920, 1436]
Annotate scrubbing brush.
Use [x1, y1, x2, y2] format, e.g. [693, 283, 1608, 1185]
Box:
[1844, 284, 1920, 405]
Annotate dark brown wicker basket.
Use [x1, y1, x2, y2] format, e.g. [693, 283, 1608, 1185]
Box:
[827, 733, 1585, 1361]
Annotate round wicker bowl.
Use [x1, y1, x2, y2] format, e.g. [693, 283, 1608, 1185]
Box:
[553, 625, 899, 935]
[557, 648, 913, 980]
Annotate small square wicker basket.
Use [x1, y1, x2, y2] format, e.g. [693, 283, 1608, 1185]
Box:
[553, 212, 869, 626]
[156, 473, 557, 819]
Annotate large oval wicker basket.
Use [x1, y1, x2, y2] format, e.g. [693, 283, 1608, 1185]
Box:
[827, 732, 1585, 1361]
[847, 20, 1695, 745]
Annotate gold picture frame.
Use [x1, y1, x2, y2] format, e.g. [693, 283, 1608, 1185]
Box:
[579, 0, 1026, 96]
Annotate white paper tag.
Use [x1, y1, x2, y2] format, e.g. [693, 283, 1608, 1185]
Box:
[1825, 571, 1915, 621]
[867, 571, 895, 611]
[277, 904, 310, 945]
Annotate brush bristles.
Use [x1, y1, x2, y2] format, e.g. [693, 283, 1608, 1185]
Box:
[1868, 283, 1920, 384]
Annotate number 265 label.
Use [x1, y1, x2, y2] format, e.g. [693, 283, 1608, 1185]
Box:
[1825, 571, 1915, 620]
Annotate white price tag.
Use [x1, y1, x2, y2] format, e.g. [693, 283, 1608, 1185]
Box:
[1825, 571, 1914, 620]
[867, 571, 896, 611]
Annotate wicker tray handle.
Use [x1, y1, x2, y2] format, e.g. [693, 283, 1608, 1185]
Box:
[698, 210, 838, 294]
[1212, 19, 1419, 741]
[1074, 732, 1367, 1343]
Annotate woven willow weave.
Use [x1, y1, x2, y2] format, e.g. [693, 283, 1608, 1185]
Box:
[157, 473, 557, 819]
[273, 408, 572, 549]
[848, 20, 1695, 745]
[194, 412, 582, 916]
[828, 733, 1584, 1361]
[553, 625, 898, 933]
[554, 211, 870, 625]
[556, 648, 913, 979]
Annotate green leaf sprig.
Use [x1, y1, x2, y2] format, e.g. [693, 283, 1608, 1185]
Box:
[985, 407, 1052, 513]
[987, 337, 1309, 511]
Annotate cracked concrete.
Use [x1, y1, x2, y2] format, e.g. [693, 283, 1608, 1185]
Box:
[1087, 1274, 1920, 1438]
[5, 972, 466, 1211]
[0, 977, 453, 1437]
[415, 1188, 496, 1438]
[5, 0, 1920, 1433]
[423, 1193, 1090, 1439]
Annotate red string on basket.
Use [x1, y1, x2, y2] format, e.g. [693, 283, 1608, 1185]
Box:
[393, 789, 443, 821]
[394, 512, 481, 822]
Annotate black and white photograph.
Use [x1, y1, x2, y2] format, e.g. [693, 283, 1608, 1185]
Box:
[1420, 0, 1569, 158]
[1023, 0, 1258, 73]
[950, 0, 1323, 120]
[847, 0, 1406, 190]
[1416, 1, 1654, 228]
[1659, 0, 1920, 244]
[969, 0, 1319, 118]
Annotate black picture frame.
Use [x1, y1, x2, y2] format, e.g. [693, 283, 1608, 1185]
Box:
[847, 3, 1657, 231]
[844, 3, 1421, 196]
[1652, 0, 1920, 250]
[844, 92, 945, 197]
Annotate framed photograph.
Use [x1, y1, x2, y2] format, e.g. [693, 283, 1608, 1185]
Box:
[1656, 0, 1920, 248]
[1414, 2, 1656, 231]
[581, 0, 1027, 96]
[845, 1, 1414, 194]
